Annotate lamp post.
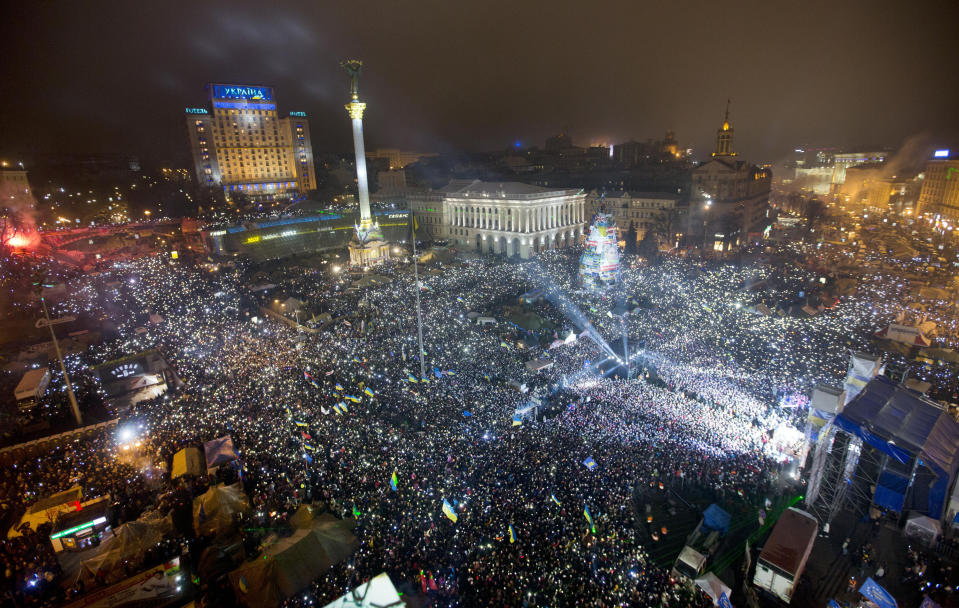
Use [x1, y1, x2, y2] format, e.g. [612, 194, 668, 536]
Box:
[34, 279, 82, 426]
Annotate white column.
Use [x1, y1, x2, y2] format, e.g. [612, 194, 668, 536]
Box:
[350, 116, 371, 222]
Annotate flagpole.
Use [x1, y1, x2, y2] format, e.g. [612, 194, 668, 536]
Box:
[412, 216, 426, 379]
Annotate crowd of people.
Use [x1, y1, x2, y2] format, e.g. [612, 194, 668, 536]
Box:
[0, 244, 954, 607]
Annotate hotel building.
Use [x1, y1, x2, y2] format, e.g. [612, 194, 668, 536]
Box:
[186, 84, 316, 201]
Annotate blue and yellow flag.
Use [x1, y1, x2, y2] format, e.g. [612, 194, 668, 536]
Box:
[584, 504, 595, 533]
[293, 420, 308, 427]
[390, 471, 398, 491]
[442, 499, 458, 523]
[408, 374, 418, 383]
[508, 524, 516, 544]
[551, 493, 561, 506]
[335, 383, 344, 391]
[304, 443, 315, 451]
[364, 387, 374, 398]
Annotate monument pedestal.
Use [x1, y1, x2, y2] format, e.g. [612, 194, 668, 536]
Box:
[349, 238, 390, 267]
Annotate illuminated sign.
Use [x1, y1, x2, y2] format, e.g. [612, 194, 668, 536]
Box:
[185, 108, 208, 114]
[212, 85, 273, 101]
[290, 111, 306, 117]
[50, 516, 108, 540]
[111, 362, 142, 379]
[933, 149, 949, 158]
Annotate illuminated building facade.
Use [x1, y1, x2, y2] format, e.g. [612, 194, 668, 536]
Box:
[691, 103, 772, 253]
[408, 179, 586, 259]
[585, 190, 680, 244]
[917, 150, 959, 221]
[0, 162, 36, 210]
[185, 84, 316, 201]
[369, 149, 438, 170]
[829, 150, 888, 193]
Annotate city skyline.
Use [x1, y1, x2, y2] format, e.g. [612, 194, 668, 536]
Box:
[2, 0, 958, 166]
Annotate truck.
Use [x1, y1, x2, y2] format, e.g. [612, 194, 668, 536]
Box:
[753, 507, 818, 603]
[14, 367, 51, 411]
[671, 503, 731, 580]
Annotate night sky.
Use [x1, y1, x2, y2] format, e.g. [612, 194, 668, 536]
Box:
[2, 0, 958, 166]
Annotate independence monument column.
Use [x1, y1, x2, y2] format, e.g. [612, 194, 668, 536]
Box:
[342, 60, 389, 266]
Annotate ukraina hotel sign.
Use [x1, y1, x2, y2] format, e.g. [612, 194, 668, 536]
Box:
[211, 84, 274, 101]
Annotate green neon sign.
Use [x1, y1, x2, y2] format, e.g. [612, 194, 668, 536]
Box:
[50, 516, 107, 540]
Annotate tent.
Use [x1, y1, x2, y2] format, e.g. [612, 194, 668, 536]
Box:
[874, 323, 931, 347]
[78, 515, 174, 585]
[193, 483, 251, 537]
[204, 435, 238, 468]
[172, 447, 205, 479]
[702, 504, 731, 535]
[229, 514, 358, 608]
[694, 572, 732, 606]
[904, 514, 941, 547]
[321, 572, 403, 608]
[833, 376, 959, 519]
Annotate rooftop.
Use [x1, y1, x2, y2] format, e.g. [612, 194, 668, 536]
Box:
[437, 179, 581, 200]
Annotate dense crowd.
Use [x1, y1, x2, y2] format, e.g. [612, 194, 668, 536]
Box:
[0, 245, 954, 607]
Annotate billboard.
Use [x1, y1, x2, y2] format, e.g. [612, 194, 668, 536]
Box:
[210, 84, 273, 101]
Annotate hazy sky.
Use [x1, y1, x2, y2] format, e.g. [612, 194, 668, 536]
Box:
[2, 0, 958, 166]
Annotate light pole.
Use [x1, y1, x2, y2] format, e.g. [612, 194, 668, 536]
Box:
[412, 233, 426, 380]
[35, 284, 82, 426]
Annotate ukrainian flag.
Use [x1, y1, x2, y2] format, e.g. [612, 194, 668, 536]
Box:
[293, 420, 308, 427]
[442, 499, 458, 523]
[304, 444, 315, 451]
[551, 493, 561, 506]
[364, 387, 374, 398]
[390, 471, 398, 491]
[335, 383, 344, 391]
[408, 375, 418, 383]
[584, 504, 595, 532]
[512, 414, 523, 426]
[508, 524, 516, 543]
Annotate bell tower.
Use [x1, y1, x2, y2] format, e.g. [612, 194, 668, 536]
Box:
[713, 99, 736, 157]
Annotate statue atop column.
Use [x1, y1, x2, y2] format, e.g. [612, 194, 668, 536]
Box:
[341, 60, 363, 100]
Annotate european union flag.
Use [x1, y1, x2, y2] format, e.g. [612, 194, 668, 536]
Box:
[582, 457, 598, 471]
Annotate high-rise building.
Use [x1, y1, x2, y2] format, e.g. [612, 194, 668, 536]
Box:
[185, 84, 316, 201]
[691, 103, 772, 253]
[917, 150, 959, 221]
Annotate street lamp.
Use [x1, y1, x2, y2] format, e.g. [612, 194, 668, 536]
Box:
[33, 276, 82, 426]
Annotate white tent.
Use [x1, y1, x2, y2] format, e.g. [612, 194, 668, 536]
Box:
[322, 572, 403, 608]
[78, 515, 174, 585]
[904, 514, 941, 547]
[694, 572, 732, 606]
[874, 323, 931, 347]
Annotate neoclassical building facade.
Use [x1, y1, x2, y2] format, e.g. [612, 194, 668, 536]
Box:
[409, 179, 586, 258]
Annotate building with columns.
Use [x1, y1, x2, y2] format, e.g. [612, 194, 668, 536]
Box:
[409, 179, 586, 258]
